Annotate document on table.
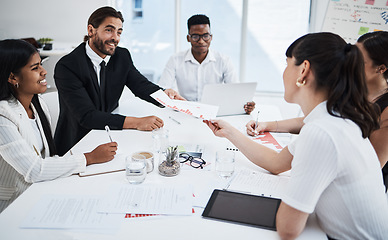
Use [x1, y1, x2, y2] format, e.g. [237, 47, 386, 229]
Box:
[251, 132, 284, 152]
[227, 168, 290, 198]
[20, 195, 123, 231]
[100, 184, 193, 215]
[151, 89, 218, 120]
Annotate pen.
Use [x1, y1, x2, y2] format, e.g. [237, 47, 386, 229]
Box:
[169, 116, 181, 125]
[105, 125, 113, 142]
[254, 111, 260, 134]
[33, 145, 40, 156]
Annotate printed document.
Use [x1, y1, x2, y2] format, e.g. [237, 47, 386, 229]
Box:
[151, 90, 218, 120]
[100, 184, 193, 215]
[20, 195, 123, 230]
[227, 168, 290, 198]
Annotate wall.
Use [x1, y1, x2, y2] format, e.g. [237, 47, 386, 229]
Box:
[0, 0, 109, 43]
[0, 0, 330, 42]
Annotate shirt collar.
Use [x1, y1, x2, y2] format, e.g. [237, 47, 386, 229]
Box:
[85, 41, 111, 66]
[184, 48, 216, 64]
[303, 101, 328, 124]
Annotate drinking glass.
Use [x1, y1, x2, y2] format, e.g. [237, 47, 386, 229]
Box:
[126, 154, 147, 184]
[152, 128, 169, 154]
[215, 151, 235, 179]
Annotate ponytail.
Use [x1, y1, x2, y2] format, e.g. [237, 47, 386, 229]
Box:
[286, 32, 380, 138]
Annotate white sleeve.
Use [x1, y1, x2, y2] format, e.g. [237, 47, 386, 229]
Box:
[0, 116, 86, 183]
[158, 56, 178, 90]
[222, 55, 239, 83]
[282, 123, 337, 213]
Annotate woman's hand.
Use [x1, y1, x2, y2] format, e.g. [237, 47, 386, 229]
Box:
[203, 119, 234, 138]
[246, 120, 269, 136]
[84, 142, 118, 165]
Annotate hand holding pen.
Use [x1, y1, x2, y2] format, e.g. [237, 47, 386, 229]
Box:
[254, 111, 260, 135]
[105, 125, 113, 142]
[246, 111, 263, 136]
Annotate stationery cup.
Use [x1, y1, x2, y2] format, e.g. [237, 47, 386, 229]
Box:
[152, 128, 169, 154]
[137, 151, 154, 173]
[126, 154, 147, 184]
[215, 151, 235, 179]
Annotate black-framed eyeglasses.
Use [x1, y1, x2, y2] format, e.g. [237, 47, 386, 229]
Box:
[179, 153, 206, 169]
[188, 33, 212, 42]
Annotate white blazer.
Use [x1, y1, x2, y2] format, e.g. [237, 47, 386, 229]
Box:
[0, 96, 86, 213]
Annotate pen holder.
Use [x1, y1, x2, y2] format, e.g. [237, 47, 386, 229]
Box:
[158, 146, 180, 177]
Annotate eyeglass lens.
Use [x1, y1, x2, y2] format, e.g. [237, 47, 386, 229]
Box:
[190, 34, 211, 42]
[179, 153, 206, 168]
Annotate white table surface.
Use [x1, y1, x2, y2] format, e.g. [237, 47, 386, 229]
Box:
[0, 96, 326, 240]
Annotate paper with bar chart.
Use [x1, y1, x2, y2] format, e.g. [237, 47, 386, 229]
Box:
[151, 90, 219, 120]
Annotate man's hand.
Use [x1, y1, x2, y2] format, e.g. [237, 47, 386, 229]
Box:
[124, 116, 164, 131]
[164, 89, 186, 100]
[244, 101, 256, 115]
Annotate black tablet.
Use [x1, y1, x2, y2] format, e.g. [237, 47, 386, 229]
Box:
[202, 190, 281, 231]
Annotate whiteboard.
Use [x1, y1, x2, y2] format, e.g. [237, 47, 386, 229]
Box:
[322, 0, 388, 43]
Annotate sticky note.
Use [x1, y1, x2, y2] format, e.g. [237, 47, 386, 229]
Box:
[358, 27, 370, 35]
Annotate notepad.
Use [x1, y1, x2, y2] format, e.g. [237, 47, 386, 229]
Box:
[202, 189, 281, 231]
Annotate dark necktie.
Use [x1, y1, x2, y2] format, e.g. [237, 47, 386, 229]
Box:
[100, 60, 106, 111]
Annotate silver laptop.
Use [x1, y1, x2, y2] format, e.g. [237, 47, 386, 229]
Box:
[200, 82, 257, 116]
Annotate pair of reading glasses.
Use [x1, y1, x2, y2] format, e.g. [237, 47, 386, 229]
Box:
[179, 153, 206, 169]
[188, 33, 212, 42]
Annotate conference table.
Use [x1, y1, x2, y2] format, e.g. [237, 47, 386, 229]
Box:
[0, 95, 326, 240]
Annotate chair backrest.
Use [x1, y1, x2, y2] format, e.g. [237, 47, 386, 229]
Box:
[40, 91, 59, 135]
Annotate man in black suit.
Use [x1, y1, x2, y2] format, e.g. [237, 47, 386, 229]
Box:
[54, 6, 184, 156]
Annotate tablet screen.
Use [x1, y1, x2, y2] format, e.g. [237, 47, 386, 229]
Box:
[202, 190, 281, 231]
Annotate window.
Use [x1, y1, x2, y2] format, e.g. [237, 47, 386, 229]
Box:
[117, 0, 310, 92]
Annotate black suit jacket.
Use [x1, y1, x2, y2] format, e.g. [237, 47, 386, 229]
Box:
[54, 42, 162, 156]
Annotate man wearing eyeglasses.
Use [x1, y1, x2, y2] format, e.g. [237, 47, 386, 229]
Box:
[159, 14, 255, 114]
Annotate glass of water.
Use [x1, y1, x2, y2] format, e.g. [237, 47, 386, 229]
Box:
[126, 153, 147, 184]
[152, 128, 169, 154]
[215, 151, 235, 179]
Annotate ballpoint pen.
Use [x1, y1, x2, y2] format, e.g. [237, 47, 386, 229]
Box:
[169, 116, 181, 125]
[105, 125, 113, 142]
[254, 111, 260, 135]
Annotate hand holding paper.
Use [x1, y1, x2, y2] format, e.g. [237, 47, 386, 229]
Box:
[151, 90, 218, 120]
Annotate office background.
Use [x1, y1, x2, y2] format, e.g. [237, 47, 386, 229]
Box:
[0, 0, 329, 91]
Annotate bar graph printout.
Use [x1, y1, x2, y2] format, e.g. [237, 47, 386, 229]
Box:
[151, 90, 218, 120]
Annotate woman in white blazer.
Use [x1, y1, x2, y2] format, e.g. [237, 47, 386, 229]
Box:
[0, 39, 118, 213]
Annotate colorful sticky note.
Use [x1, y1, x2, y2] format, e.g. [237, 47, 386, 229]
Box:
[358, 26, 370, 35]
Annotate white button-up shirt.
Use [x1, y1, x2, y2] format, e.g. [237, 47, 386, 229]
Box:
[158, 48, 238, 101]
[85, 42, 111, 86]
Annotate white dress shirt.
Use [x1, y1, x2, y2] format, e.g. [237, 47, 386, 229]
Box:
[85, 42, 111, 86]
[284, 101, 388, 239]
[158, 48, 238, 101]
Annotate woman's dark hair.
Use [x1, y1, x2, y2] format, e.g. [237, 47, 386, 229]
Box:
[0, 39, 37, 101]
[187, 14, 210, 32]
[0, 39, 57, 156]
[84, 6, 124, 42]
[31, 95, 57, 156]
[357, 31, 388, 80]
[286, 32, 380, 138]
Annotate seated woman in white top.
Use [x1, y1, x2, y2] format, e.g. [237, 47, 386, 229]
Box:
[0, 39, 118, 213]
[246, 31, 388, 190]
[204, 32, 388, 239]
